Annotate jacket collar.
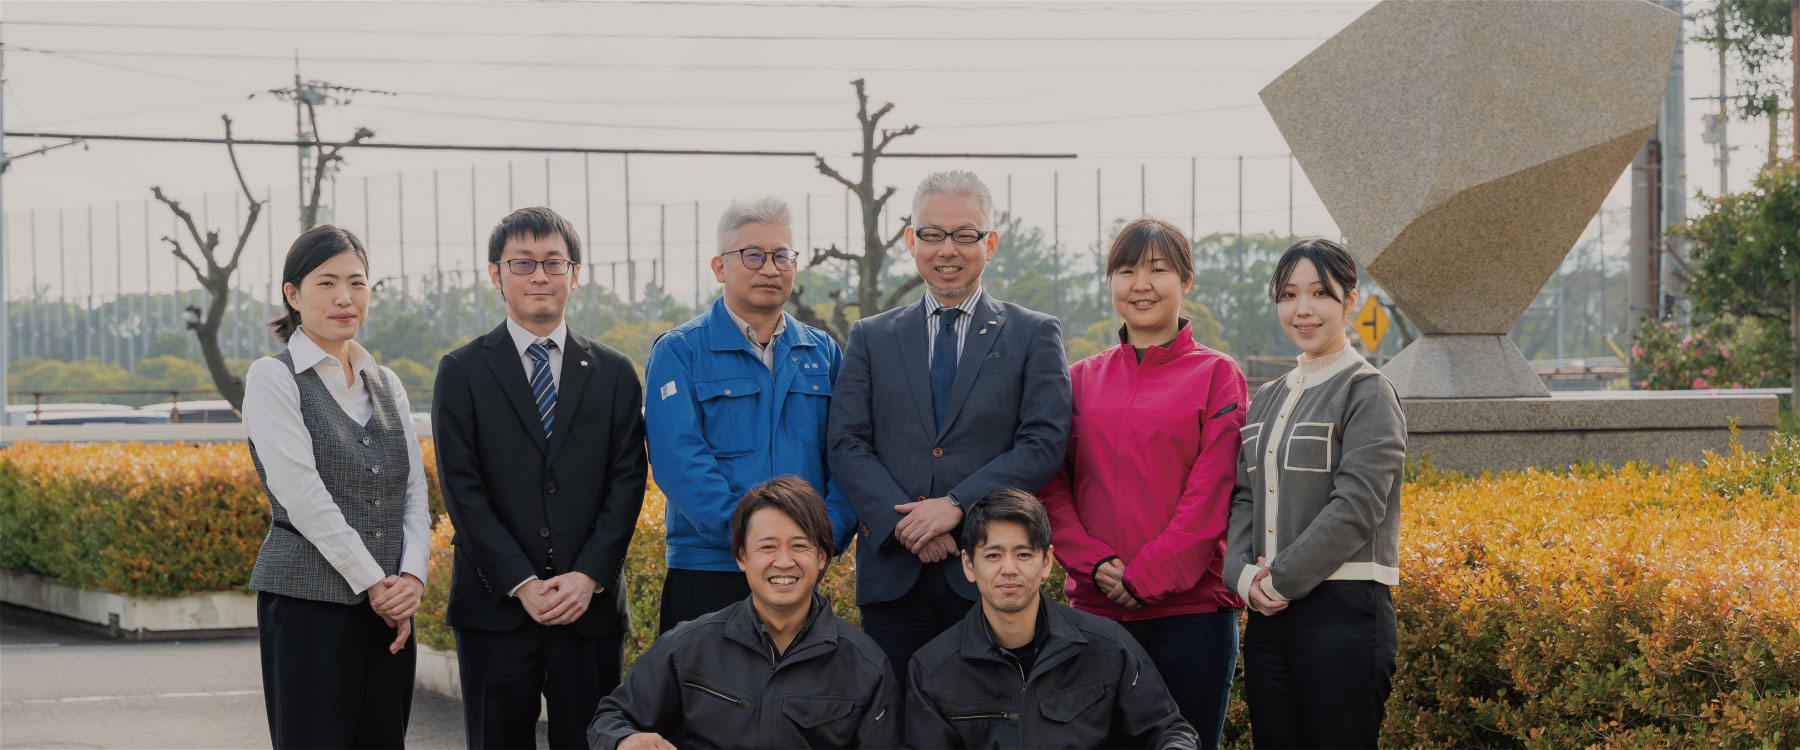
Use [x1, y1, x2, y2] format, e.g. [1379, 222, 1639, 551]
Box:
[723, 591, 837, 664]
[958, 595, 1087, 680]
[1112, 318, 1197, 365]
[707, 297, 811, 354]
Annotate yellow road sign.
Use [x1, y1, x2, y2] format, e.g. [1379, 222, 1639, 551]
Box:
[1355, 296, 1390, 352]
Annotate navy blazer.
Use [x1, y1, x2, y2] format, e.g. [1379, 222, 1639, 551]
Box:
[828, 291, 1072, 605]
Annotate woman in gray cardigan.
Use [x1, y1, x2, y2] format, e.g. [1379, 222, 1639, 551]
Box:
[1224, 238, 1406, 749]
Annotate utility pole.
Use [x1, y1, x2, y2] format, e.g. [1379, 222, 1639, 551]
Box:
[293, 53, 305, 233]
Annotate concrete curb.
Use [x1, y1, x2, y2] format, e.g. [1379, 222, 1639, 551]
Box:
[415, 643, 462, 700]
[0, 569, 257, 639]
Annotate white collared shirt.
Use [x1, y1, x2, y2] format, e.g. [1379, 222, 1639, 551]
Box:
[923, 287, 985, 367]
[507, 317, 568, 388]
[241, 328, 432, 594]
[723, 304, 788, 371]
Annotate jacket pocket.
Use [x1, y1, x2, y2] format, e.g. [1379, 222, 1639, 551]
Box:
[1239, 423, 1263, 474]
[1035, 679, 1113, 724]
[693, 377, 762, 456]
[787, 374, 833, 448]
[1282, 421, 1334, 473]
[681, 679, 750, 709]
[781, 696, 863, 747]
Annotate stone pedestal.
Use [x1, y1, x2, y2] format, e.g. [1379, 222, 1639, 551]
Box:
[1402, 391, 1778, 474]
[1385, 334, 1549, 398]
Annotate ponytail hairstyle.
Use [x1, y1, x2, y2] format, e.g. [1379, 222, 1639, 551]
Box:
[267, 225, 370, 344]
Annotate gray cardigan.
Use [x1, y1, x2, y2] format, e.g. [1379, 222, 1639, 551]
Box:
[1224, 347, 1406, 603]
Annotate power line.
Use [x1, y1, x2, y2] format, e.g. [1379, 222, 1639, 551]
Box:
[2, 130, 1078, 159]
[11, 46, 1281, 75]
[358, 101, 1259, 134]
[5, 19, 1327, 42]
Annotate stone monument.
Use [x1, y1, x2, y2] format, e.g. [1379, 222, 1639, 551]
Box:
[1261, 0, 1778, 472]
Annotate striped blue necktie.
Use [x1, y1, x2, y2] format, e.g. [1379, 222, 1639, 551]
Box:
[527, 339, 558, 439]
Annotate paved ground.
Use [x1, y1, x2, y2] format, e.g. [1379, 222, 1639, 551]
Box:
[0, 605, 540, 749]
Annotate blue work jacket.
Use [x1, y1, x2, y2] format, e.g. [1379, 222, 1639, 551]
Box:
[644, 298, 856, 571]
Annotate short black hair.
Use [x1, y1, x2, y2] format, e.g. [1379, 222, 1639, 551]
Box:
[267, 225, 369, 343]
[961, 488, 1052, 554]
[1269, 237, 1358, 303]
[487, 206, 582, 265]
[1106, 217, 1194, 285]
[731, 476, 837, 559]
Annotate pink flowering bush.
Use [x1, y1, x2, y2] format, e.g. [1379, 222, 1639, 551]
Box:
[1632, 315, 1787, 391]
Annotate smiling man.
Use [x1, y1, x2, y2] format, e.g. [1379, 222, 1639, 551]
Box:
[587, 477, 900, 750]
[433, 207, 648, 749]
[905, 489, 1199, 750]
[827, 170, 1072, 697]
[644, 197, 855, 635]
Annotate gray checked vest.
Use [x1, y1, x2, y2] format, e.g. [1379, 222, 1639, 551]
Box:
[248, 349, 410, 604]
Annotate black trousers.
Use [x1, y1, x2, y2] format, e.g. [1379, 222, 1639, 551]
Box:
[257, 591, 416, 749]
[1242, 581, 1397, 749]
[1120, 610, 1240, 750]
[454, 622, 624, 750]
[657, 568, 751, 635]
[859, 561, 976, 693]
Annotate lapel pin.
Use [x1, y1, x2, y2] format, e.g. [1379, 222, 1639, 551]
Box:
[580, 360, 589, 367]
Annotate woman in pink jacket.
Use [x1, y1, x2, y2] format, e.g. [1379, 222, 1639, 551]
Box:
[1038, 217, 1247, 749]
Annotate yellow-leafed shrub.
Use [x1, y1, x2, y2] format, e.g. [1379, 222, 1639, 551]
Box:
[5, 437, 1798, 745]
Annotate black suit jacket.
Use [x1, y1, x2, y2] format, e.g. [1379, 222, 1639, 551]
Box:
[432, 322, 648, 638]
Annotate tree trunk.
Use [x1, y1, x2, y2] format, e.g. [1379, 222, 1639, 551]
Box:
[1791, 289, 1799, 408]
[197, 276, 245, 411]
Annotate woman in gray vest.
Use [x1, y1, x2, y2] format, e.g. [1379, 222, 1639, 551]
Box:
[1224, 238, 1406, 749]
[243, 225, 432, 748]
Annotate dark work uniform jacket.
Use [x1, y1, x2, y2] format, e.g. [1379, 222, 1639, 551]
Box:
[905, 599, 1198, 750]
[587, 593, 901, 749]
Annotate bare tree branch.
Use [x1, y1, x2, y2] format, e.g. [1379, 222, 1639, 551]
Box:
[814, 157, 858, 193]
[151, 187, 212, 270]
[871, 186, 899, 218]
[161, 236, 205, 283]
[883, 217, 910, 252]
[876, 124, 920, 154]
[808, 243, 864, 268]
[883, 276, 925, 309]
[221, 115, 264, 273]
[827, 288, 853, 335]
[851, 79, 871, 127]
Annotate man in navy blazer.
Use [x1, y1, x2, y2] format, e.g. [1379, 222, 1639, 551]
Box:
[827, 170, 1072, 691]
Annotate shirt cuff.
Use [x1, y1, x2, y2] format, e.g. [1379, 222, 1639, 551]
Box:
[341, 556, 389, 596]
[1234, 563, 1264, 604]
[508, 577, 536, 597]
[1263, 575, 1290, 603]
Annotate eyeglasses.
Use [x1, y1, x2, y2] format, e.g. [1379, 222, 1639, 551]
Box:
[723, 248, 799, 271]
[498, 258, 575, 275]
[914, 227, 992, 245]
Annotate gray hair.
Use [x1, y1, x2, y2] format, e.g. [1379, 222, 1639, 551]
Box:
[715, 197, 793, 256]
[910, 170, 994, 230]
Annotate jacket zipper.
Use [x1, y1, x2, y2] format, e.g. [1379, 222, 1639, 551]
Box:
[682, 681, 744, 706]
[948, 712, 1021, 721]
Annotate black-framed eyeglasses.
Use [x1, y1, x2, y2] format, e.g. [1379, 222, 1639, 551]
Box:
[498, 258, 576, 275]
[723, 248, 799, 271]
[914, 227, 992, 245]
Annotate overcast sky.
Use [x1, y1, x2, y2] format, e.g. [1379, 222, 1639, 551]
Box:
[0, 0, 1782, 307]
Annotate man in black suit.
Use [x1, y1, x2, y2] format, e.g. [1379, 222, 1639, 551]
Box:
[433, 206, 647, 749]
[828, 170, 1072, 692]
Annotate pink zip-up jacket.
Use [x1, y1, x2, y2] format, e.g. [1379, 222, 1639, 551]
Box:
[1038, 321, 1248, 620]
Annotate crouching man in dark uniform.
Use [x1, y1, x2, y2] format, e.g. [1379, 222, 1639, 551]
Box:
[905, 489, 1199, 750]
[587, 476, 900, 750]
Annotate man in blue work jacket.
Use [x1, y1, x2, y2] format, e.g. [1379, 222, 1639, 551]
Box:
[644, 196, 856, 634]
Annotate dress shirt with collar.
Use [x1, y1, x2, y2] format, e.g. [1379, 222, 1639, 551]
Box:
[923, 287, 986, 367]
[242, 328, 432, 594]
[723, 303, 789, 372]
[506, 317, 568, 388]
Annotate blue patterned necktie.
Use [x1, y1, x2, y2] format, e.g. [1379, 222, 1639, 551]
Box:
[527, 339, 558, 439]
[931, 308, 962, 431]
